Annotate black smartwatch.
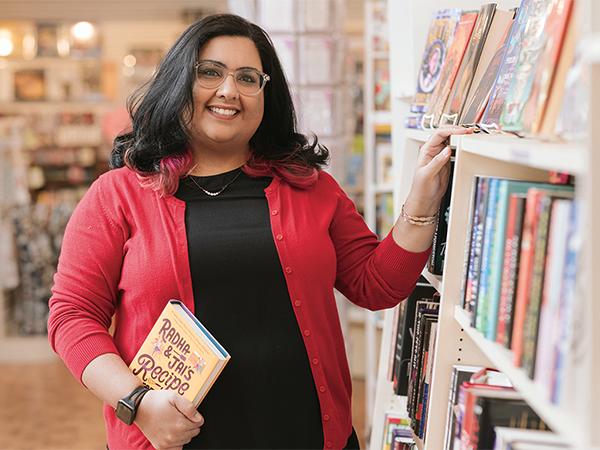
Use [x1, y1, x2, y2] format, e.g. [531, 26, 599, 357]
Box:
[115, 385, 151, 426]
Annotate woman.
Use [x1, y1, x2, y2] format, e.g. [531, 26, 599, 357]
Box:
[48, 13, 471, 450]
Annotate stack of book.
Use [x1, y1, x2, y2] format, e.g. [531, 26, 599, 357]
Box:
[406, 0, 579, 139]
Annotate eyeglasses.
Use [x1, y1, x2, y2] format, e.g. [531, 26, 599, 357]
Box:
[194, 61, 270, 96]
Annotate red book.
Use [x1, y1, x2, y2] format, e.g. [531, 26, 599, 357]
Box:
[510, 188, 542, 367]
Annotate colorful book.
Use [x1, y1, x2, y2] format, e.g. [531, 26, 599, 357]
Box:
[481, 0, 534, 127]
[129, 300, 231, 407]
[428, 160, 455, 275]
[424, 12, 479, 128]
[460, 14, 515, 125]
[460, 176, 481, 308]
[499, 0, 554, 132]
[521, 0, 575, 134]
[443, 365, 482, 450]
[458, 8, 516, 125]
[497, 194, 527, 348]
[520, 187, 574, 378]
[410, 8, 463, 113]
[533, 198, 572, 398]
[419, 321, 438, 439]
[440, 3, 498, 125]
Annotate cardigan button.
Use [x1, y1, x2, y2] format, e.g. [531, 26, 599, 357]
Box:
[319, 386, 326, 393]
[276, 234, 283, 240]
[271, 210, 278, 215]
[304, 330, 310, 336]
[323, 414, 330, 421]
[326, 442, 332, 448]
[285, 267, 292, 273]
[312, 358, 319, 365]
[295, 300, 301, 307]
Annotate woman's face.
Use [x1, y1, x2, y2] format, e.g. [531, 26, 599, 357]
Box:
[188, 36, 265, 156]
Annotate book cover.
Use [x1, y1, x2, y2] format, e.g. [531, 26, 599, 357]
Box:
[428, 159, 455, 275]
[413, 315, 438, 435]
[382, 412, 411, 450]
[460, 176, 481, 308]
[464, 177, 490, 318]
[410, 8, 463, 113]
[407, 299, 440, 418]
[499, 0, 554, 132]
[521, 0, 575, 134]
[419, 321, 438, 439]
[533, 198, 572, 397]
[440, 3, 498, 125]
[458, 8, 516, 125]
[424, 12, 479, 128]
[482, 0, 534, 127]
[470, 395, 548, 449]
[129, 300, 231, 407]
[475, 177, 500, 334]
[393, 282, 437, 396]
[538, 0, 579, 137]
[520, 187, 574, 378]
[443, 365, 482, 450]
[460, 15, 515, 126]
[497, 194, 527, 348]
[485, 180, 545, 342]
[552, 198, 583, 404]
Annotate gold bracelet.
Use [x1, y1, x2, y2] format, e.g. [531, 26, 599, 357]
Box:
[401, 204, 439, 226]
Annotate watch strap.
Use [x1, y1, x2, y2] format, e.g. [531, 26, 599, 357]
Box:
[115, 385, 150, 425]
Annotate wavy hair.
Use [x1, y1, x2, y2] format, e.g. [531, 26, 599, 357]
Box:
[109, 13, 329, 196]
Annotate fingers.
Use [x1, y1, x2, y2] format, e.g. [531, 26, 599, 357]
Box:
[426, 125, 473, 149]
[172, 394, 204, 424]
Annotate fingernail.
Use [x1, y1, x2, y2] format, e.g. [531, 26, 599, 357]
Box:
[443, 147, 451, 157]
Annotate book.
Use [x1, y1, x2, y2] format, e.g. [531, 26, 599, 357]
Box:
[521, 0, 575, 134]
[481, 0, 534, 127]
[552, 198, 583, 405]
[413, 315, 438, 436]
[460, 14, 515, 126]
[511, 186, 573, 369]
[484, 180, 547, 342]
[424, 12, 479, 128]
[429, 159, 455, 275]
[467, 177, 491, 325]
[460, 176, 482, 308]
[382, 412, 411, 450]
[497, 194, 527, 348]
[494, 427, 571, 449]
[533, 198, 572, 398]
[440, 3, 498, 125]
[458, 8, 516, 125]
[537, 0, 580, 137]
[392, 281, 437, 396]
[520, 187, 574, 378]
[419, 321, 438, 440]
[443, 365, 482, 450]
[499, 0, 555, 132]
[129, 300, 231, 407]
[410, 8, 463, 114]
[468, 395, 548, 449]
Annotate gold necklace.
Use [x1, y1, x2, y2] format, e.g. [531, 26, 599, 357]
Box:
[189, 169, 243, 197]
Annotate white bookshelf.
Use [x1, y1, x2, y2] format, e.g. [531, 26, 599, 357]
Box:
[370, 0, 599, 449]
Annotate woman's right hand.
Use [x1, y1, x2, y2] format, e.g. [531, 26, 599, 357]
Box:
[135, 389, 204, 450]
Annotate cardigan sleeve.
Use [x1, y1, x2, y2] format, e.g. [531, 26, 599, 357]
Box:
[326, 175, 431, 310]
[47, 174, 126, 383]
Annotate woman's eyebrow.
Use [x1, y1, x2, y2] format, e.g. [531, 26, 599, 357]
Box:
[198, 59, 260, 72]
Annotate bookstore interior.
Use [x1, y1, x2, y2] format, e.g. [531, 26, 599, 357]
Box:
[0, 0, 598, 449]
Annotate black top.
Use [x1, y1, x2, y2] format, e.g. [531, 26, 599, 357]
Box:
[175, 169, 324, 449]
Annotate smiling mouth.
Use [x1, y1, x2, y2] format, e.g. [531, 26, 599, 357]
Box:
[208, 106, 239, 116]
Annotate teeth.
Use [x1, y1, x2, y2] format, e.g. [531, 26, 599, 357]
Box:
[209, 107, 238, 116]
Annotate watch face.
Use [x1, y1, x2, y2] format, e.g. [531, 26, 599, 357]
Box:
[116, 400, 135, 426]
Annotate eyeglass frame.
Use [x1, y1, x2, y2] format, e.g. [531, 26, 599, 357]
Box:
[193, 60, 271, 96]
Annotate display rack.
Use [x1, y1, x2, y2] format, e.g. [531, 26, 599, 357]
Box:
[370, 0, 599, 449]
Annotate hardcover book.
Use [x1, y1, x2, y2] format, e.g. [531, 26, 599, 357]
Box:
[424, 12, 479, 128]
[440, 3, 498, 125]
[129, 300, 231, 407]
[481, 0, 534, 127]
[521, 0, 575, 134]
[499, 0, 554, 132]
[410, 8, 463, 114]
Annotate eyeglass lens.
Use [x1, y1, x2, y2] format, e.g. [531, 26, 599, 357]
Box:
[196, 62, 267, 95]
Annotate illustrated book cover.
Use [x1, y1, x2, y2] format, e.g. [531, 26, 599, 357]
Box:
[129, 300, 231, 407]
[410, 8, 463, 114]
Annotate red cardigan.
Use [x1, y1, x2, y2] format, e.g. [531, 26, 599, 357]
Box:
[48, 167, 430, 450]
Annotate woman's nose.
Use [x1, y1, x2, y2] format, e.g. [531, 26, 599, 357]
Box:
[216, 73, 239, 98]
